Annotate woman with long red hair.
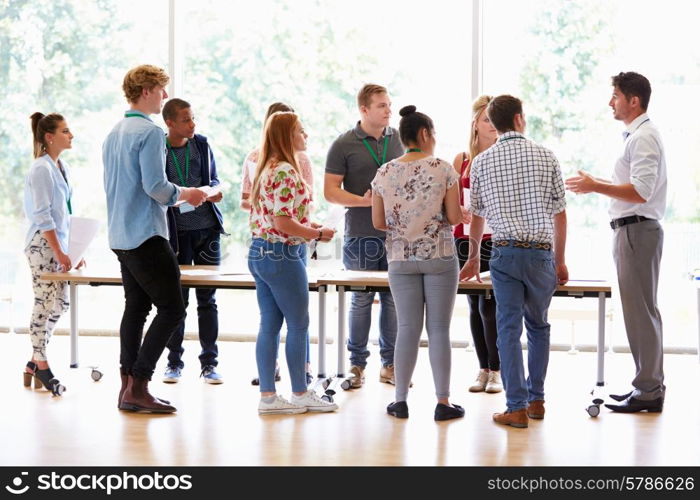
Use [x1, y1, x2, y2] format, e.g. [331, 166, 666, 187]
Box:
[248, 111, 337, 415]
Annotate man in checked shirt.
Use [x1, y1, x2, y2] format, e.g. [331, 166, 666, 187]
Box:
[460, 95, 568, 429]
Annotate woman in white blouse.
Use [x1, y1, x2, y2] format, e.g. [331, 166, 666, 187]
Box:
[371, 105, 464, 421]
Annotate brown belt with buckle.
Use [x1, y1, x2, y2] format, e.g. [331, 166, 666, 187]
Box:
[494, 240, 552, 251]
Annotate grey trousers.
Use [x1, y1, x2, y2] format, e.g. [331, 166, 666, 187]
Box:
[612, 219, 665, 400]
[388, 256, 459, 402]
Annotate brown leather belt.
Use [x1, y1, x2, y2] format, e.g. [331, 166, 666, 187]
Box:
[494, 240, 552, 251]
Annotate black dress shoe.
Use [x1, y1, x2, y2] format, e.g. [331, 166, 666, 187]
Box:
[604, 396, 663, 413]
[387, 401, 409, 419]
[609, 391, 633, 402]
[434, 403, 465, 421]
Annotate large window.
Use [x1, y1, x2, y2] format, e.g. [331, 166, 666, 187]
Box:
[483, 0, 700, 348]
[1, 0, 697, 350]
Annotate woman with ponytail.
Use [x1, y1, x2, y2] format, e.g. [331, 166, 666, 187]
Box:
[22, 112, 80, 396]
[452, 95, 502, 394]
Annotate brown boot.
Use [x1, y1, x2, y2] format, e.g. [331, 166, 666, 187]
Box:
[492, 408, 529, 428]
[527, 400, 545, 419]
[120, 376, 176, 414]
[118, 370, 129, 408]
[119, 370, 170, 408]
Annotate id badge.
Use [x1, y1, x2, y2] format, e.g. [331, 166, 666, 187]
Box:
[179, 202, 195, 214]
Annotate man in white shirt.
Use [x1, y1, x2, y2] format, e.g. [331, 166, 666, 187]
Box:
[566, 71, 666, 413]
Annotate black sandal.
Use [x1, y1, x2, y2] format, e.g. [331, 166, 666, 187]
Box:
[34, 367, 66, 396]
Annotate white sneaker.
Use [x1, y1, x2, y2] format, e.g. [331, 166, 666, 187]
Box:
[291, 390, 339, 412]
[468, 369, 489, 392]
[258, 395, 307, 415]
[485, 370, 503, 393]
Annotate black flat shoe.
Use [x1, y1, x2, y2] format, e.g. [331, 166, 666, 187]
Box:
[387, 401, 409, 419]
[604, 396, 663, 413]
[609, 391, 633, 402]
[434, 403, 465, 421]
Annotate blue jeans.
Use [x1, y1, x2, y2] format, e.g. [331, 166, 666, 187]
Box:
[342, 236, 397, 367]
[248, 239, 308, 393]
[167, 227, 221, 369]
[490, 245, 557, 411]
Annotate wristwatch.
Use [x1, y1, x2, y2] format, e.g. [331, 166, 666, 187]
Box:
[316, 229, 323, 241]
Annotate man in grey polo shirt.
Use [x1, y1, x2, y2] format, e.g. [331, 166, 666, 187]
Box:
[566, 72, 666, 413]
[324, 83, 403, 388]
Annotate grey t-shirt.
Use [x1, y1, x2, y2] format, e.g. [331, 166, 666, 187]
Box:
[325, 122, 403, 237]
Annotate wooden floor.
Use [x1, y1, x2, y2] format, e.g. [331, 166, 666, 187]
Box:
[2, 331, 699, 466]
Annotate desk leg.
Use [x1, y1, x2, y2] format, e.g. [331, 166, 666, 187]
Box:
[70, 283, 79, 368]
[317, 285, 326, 379]
[596, 292, 606, 386]
[337, 286, 346, 378]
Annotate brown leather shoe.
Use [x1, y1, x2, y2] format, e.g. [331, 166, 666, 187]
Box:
[119, 370, 170, 408]
[493, 408, 529, 428]
[527, 400, 545, 419]
[118, 370, 128, 408]
[379, 364, 413, 387]
[349, 365, 365, 388]
[119, 376, 176, 414]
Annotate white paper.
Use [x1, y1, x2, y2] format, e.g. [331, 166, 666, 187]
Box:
[462, 188, 492, 234]
[68, 216, 100, 266]
[173, 186, 221, 207]
[323, 206, 348, 230]
[308, 206, 348, 257]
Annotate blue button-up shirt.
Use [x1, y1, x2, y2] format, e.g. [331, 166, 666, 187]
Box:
[23, 154, 72, 252]
[103, 110, 181, 250]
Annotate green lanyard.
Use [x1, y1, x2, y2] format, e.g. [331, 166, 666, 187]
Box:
[166, 139, 190, 186]
[362, 136, 389, 167]
[124, 112, 148, 119]
[406, 148, 422, 153]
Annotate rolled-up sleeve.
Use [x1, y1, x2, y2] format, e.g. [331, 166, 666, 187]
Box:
[470, 158, 485, 216]
[140, 128, 180, 206]
[550, 155, 567, 214]
[28, 165, 56, 231]
[628, 134, 661, 202]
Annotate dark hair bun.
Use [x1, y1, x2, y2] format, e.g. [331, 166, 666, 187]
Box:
[399, 105, 416, 117]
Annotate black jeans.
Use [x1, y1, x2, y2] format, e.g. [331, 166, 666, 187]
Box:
[167, 227, 221, 369]
[455, 238, 500, 371]
[113, 236, 186, 379]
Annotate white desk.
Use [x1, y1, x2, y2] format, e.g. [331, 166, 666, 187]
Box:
[41, 266, 329, 373]
[316, 271, 612, 391]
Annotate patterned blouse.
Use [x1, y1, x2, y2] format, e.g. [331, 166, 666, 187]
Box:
[242, 148, 314, 199]
[371, 156, 459, 262]
[249, 161, 311, 245]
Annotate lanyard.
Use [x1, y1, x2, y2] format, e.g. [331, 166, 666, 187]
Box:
[406, 148, 422, 153]
[49, 157, 72, 215]
[362, 136, 389, 167]
[124, 112, 148, 119]
[58, 164, 72, 215]
[166, 139, 190, 186]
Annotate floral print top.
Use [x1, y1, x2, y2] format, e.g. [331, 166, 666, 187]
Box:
[249, 161, 311, 244]
[371, 156, 459, 262]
